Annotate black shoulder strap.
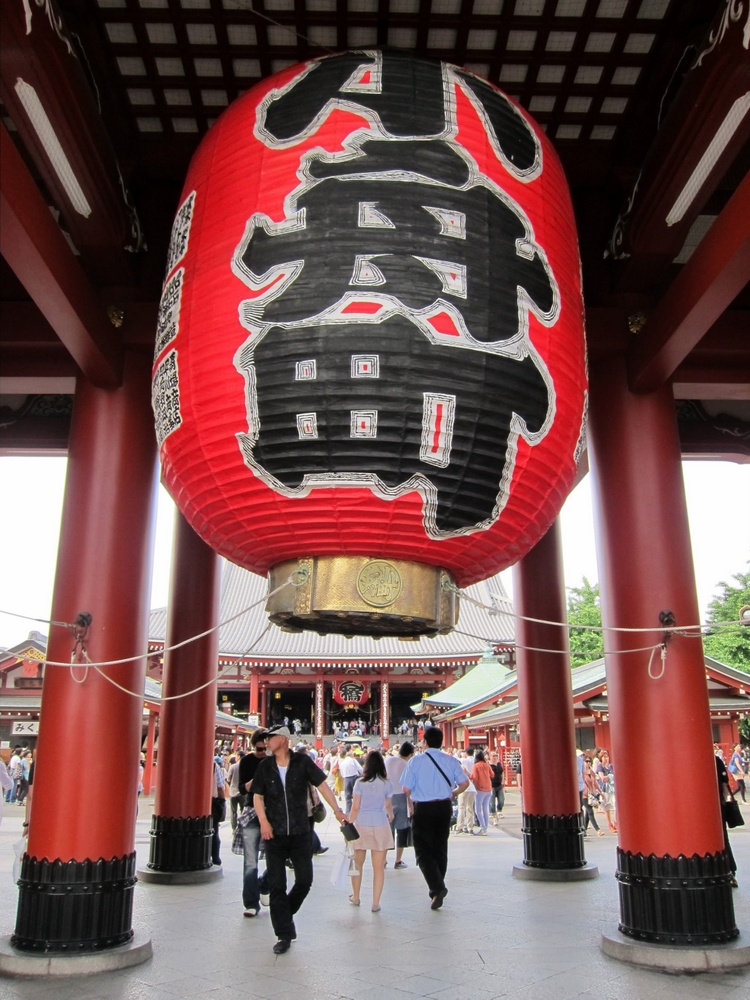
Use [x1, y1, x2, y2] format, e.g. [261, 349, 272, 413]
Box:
[425, 751, 453, 788]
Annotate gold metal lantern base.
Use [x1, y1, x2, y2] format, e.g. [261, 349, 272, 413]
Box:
[267, 557, 459, 638]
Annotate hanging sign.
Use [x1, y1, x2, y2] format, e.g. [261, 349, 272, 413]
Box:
[332, 679, 371, 706]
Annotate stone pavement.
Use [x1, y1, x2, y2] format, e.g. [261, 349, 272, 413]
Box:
[0, 790, 748, 1000]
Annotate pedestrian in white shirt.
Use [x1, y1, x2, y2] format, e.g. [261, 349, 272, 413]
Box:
[338, 749, 363, 812]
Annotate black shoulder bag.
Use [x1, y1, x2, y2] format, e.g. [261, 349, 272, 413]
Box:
[425, 752, 455, 793]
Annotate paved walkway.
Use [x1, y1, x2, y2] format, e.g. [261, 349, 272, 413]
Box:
[1, 791, 748, 1000]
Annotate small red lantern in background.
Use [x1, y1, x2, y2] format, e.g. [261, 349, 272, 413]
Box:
[153, 51, 587, 638]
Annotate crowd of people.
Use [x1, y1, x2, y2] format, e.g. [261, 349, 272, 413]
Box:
[6, 729, 742, 957]
[257, 716, 431, 742]
[717, 742, 748, 802]
[2, 746, 33, 806]
[577, 746, 618, 836]
[210, 727, 518, 954]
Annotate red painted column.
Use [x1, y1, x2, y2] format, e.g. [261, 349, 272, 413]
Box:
[513, 519, 588, 871]
[249, 668, 260, 716]
[143, 512, 220, 876]
[14, 351, 158, 952]
[260, 684, 268, 727]
[380, 676, 390, 748]
[588, 355, 735, 943]
[315, 676, 325, 749]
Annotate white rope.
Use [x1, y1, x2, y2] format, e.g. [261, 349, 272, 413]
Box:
[0, 576, 293, 670]
[446, 581, 743, 637]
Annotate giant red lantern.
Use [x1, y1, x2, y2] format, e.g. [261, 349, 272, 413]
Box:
[153, 51, 586, 638]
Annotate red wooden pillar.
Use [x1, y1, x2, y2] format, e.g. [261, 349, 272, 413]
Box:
[260, 683, 269, 727]
[249, 668, 260, 717]
[314, 676, 325, 749]
[513, 519, 590, 874]
[588, 355, 736, 944]
[13, 352, 158, 953]
[142, 512, 220, 879]
[380, 676, 390, 748]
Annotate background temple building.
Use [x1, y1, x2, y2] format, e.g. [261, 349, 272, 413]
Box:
[147, 562, 516, 741]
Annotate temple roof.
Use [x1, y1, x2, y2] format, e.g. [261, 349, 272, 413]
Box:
[461, 655, 750, 727]
[420, 648, 514, 707]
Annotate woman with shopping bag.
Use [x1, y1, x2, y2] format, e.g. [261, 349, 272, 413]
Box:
[346, 751, 394, 912]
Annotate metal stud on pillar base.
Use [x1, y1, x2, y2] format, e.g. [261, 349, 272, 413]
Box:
[513, 813, 599, 881]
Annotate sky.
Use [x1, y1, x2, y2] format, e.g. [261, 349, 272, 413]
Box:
[0, 455, 748, 649]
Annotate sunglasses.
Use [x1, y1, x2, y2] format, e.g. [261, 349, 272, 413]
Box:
[255, 746, 267, 752]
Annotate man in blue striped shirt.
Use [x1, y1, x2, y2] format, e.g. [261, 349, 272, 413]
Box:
[401, 726, 469, 910]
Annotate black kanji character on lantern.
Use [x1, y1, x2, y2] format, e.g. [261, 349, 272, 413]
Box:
[235, 137, 556, 345]
[236, 315, 551, 537]
[339, 681, 365, 703]
[257, 50, 540, 177]
[235, 108, 556, 537]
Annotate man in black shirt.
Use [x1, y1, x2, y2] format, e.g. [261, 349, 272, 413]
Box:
[237, 729, 270, 917]
[489, 751, 505, 824]
[253, 724, 346, 954]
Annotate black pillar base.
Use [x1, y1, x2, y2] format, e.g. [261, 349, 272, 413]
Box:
[12, 853, 136, 953]
[616, 848, 738, 945]
[521, 812, 586, 869]
[146, 814, 213, 872]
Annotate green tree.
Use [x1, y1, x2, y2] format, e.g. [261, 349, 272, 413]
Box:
[702, 567, 750, 675]
[567, 577, 604, 668]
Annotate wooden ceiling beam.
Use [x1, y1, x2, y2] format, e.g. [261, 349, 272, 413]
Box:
[0, 1, 140, 286]
[672, 311, 750, 400]
[627, 169, 750, 393]
[0, 124, 123, 388]
[608, 4, 750, 289]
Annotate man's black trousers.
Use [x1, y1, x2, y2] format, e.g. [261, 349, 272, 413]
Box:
[412, 799, 452, 898]
[264, 830, 314, 940]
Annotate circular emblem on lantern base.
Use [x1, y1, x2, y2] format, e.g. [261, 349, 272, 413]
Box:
[267, 557, 458, 638]
[356, 561, 403, 607]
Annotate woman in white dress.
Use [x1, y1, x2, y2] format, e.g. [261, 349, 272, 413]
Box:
[348, 751, 394, 912]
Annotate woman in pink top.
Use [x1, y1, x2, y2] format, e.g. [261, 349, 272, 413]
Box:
[471, 750, 494, 836]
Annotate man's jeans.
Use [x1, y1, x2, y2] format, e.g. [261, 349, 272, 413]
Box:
[230, 793, 246, 831]
[241, 819, 263, 910]
[344, 775, 358, 813]
[490, 786, 505, 814]
[265, 830, 313, 941]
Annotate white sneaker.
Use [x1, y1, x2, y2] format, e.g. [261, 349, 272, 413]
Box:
[243, 907, 260, 918]
[260, 893, 270, 907]
[480, 829, 488, 836]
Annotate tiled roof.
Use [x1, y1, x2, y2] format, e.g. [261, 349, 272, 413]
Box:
[464, 655, 750, 728]
[144, 675, 254, 731]
[149, 560, 515, 665]
[422, 649, 514, 707]
[463, 657, 607, 726]
[437, 671, 519, 721]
